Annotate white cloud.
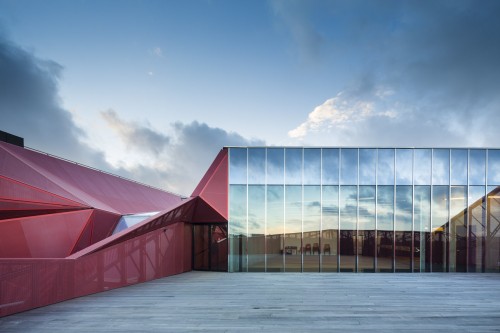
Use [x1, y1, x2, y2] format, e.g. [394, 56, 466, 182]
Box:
[288, 91, 397, 139]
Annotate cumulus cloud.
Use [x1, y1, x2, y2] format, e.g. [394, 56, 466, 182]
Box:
[282, 0, 500, 146]
[288, 91, 396, 139]
[100, 112, 265, 194]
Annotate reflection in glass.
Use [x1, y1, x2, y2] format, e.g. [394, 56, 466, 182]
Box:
[396, 149, 412, 185]
[469, 186, 485, 272]
[450, 149, 467, 185]
[359, 149, 376, 185]
[229, 148, 247, 184]
[229, 185, 247, 272]
[341, 149, 358, 185]
[378, 149, 395, 185]
[322, 186, 338, 272]
[414, 149, 431, 185]
[414, 186, 431, 272]
[285, 148, 302, 185]
[358, 186, 375, 272]
[432, 186, 448, 272]
[395, 186, 412, 272]
[470, 149, 486, 185]
[486, 186, 500, 272]
[304, 149, 321, 185]
[377, 186, 394, 272]
[267, 148, 284, 185]
[322, 149, 339, 185]
[248, 185, 265, 271]
[450, 186, 467, 272]
[340, 186, 356, 271]
[248, 148, 265, 184]
[267, 185, 284, 272]
[304, 186, 320, 272]
[433, 149, 450, 185]
[487, 150, 500, 185]
[285, 185, 302, 272]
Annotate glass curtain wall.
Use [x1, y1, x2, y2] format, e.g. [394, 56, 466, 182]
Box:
[228, 147, 500, 272]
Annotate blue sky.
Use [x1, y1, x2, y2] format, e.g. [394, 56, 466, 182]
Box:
[1, 0, 499, 194]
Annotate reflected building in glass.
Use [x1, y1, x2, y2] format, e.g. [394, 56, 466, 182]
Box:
[228, 147, 500, 273]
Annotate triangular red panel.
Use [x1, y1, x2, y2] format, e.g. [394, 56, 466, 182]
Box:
[192, 149, 228, 220]
[69, 211, 95, 255]
[88, 209, 121, 245]
[0, 145, 88, 206]
[0, 176, 87, 208]
[191, 197, 227, 223]
[0, 209, 92, 258]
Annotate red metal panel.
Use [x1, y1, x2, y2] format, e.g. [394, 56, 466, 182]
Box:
[88, 209, 121, 245]
[0, 222, 191, 317]
[198, 151, 228, 220]
[68, 198, 196, 259]
[0, 210, 92, 258]
[191, 197, 227, 223]
[0, 144, 86, 206]
[192, 148, 227, 197]
[0, 175, 87, 208]
[0, 142, 183, 215]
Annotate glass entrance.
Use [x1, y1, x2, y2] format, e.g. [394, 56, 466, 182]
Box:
[193, 224, 228, 271]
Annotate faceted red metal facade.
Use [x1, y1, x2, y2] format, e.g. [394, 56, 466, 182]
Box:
[0, 141, 230, 317]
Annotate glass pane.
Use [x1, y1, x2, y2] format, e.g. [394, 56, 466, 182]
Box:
[322, 148, 339, 185]
[322, 186, 338, 272]
[414, 186, 431, 272]
[303, 149, 321, 185]
[378, 149, 395, 185]
[248, 148, 265, 184]
[266, 185, 284, 272]
[414, 149, 431, 185]
[450, 186, 467, 272]
[486, 186, 500, 272]
[248, 185, 265, 272]
[432, 185, 448, 272]
[285, 148, 302, 185]
[359, 149, 376, 185]
[358, 186, 375, 272]
[470, 149, 486, 185]
[229, 148, 247, 184]
[487, 149, 500, 185]
[340, 149, 358, 185]
[432, 149, 450, 185]
[469, 186, 485, 272]
[450, 149, 467, 185]
[377, 185, 394, 272]
[339, 185, 356, 271]
[395, 185, 412, 272]
[267, 148, 284, 185]
[396, 149, 412, 185]
[285, 185, 301, 272]
[303, 186, 320, 272]
[229, 185, 247, 272]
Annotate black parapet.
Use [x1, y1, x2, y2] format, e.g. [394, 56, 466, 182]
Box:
[0, 130, 24, 147]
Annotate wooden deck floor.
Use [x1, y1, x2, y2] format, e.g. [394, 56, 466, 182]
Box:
[1, 272, 500, 332]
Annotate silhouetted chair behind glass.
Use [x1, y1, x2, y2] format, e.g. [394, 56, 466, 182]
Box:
[323, 243, 331, 255]
[312, 243, 320, 254]
[304, 243, 311, 255]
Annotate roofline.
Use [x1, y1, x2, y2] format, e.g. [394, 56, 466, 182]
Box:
[223, 146, 500, 149]
[24, 145, 186, 198]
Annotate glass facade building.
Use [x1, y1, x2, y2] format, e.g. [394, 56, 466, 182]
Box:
[228, 147, 500, 273]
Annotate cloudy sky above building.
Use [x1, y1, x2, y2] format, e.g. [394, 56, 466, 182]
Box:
[0, 0, 499, 194]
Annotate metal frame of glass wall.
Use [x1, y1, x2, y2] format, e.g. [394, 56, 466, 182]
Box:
[228, 147, 500, 273]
